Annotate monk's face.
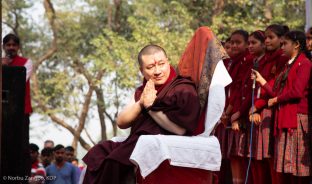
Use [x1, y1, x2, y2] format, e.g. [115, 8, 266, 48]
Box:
[140, 51, 170, 86]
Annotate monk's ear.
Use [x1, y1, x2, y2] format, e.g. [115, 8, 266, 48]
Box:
[139, 66, 143, 73]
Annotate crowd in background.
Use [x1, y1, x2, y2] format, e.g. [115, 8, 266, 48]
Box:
[29, 140, 84, 184]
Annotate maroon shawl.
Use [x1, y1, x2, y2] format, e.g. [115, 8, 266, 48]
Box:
[83, 73, 200, 172]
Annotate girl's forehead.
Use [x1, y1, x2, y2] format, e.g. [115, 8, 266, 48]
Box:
[231, 34, 244, 40]
[265, 29, 276, 36]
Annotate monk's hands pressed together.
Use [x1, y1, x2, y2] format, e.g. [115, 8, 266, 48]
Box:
[141, 79, 157, 109]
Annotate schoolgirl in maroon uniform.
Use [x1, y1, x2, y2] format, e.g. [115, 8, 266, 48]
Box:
[249, 25, 289, 184]
[244, 30, 270, 184]
[252, 31, 311, 184]
[221, 30, 253, 184]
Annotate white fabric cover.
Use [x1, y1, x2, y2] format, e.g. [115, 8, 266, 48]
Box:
[199, 59, 232, 136]
[129, 60, 232, 178]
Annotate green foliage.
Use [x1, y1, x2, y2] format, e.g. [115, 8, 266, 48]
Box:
[2, 0, 307, 145]
[179, 0, 306, 41]
[127, 0, 193, 66]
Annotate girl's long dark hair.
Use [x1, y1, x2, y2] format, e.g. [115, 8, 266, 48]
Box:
[273, 30, 311, 92]
[231, 29, 249, 43]
[284, 31, 311, 60]
[250, 30, 265, 43]
[265, 24, 289, 38]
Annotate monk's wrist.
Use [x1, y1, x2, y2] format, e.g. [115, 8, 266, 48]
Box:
[140, 103, 151, 114]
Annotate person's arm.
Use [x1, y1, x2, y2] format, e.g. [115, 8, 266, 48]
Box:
[148, 110, 186, 135]
[24, 59, 33, 81]
[251, 69, 278, 97]
[117, 79, 157, 129]
[116, 98, 142, 129]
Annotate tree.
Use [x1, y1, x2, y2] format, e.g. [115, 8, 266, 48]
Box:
[2, 0, 306, 152]
[178, 0, 306, 40]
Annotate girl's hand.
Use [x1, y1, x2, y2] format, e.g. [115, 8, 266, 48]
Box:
[251, 69, 267, 85]
[232, 121, 240, 131]
[268, 97, 277, 107]
[249, 113, 262, 125]
[249, 106, 258, 115]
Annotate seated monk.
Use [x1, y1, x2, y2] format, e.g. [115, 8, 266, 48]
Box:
[82, 44, 201, 184]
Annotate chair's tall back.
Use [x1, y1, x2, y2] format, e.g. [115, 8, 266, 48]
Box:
[177, 27, 231, 136]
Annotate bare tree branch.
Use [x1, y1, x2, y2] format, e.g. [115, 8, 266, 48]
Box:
[33, 0, 57, 71]
[12, 10, 19, 34]
[72, 86, 94, 150]
[2, 21, 15, 31]
[95, 88, 107, 140]
[104, 110, 114, 124]
[71, 60, 109, 140]
[31, 73, 91, 150]
[113, 0, 121, 32]
[84, 127, 96, 146]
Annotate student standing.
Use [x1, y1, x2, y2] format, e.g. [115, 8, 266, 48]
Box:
[246, 30, 271, 184]
[223, 30, 253, 184]
[252, 30, 311, 184]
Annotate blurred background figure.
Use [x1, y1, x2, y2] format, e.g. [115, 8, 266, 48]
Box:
[44, 140, 55, 149]
[29, 143, 46, 184]
[41, 147, 54, 168]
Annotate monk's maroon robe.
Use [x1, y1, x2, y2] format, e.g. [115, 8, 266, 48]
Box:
[82, 76, 201, 184]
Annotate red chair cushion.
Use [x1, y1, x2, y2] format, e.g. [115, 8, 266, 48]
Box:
[136, 160, 217, 184]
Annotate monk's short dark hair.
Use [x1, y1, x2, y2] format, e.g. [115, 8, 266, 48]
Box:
[3, 33, 20, 45]
[137, 44, 167, 66]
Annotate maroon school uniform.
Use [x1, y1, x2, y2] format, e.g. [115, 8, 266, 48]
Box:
[261, 53, 311, 176]
[215, 51, 249, 158]
[250, 50, 289, 159]
[227, 52, 254, 158]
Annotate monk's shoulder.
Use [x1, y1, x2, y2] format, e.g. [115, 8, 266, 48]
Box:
[170, 76, 197, 93]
